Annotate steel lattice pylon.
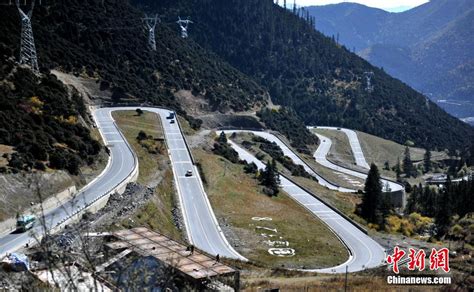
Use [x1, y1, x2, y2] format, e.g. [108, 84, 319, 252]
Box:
[176, 16, 193, 39]
[143, 14, 159, 51]
[16, 0, 39, 72]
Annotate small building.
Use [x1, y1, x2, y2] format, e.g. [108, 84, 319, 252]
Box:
[100, 227, 240, 291]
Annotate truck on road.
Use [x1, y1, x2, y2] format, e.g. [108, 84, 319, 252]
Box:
[16, 215, 36, 232]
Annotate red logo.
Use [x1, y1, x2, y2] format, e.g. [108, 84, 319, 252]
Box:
[429, 248, 450, 273]
[386, 246, 406, 274]
[386, 246, 450, 273]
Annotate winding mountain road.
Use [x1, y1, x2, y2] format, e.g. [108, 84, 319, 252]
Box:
[309, 126, 404, 193]
[1, 108, 390, 274]
[224, 130, 386, 273]
[0, 107, 245, 261]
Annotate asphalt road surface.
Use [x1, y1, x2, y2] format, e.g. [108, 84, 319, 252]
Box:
[97, 107, 245, 261]
[313, 127, 370, 169]
[0, 108, 136, 258]
[225, 134, 386, 273]
[0, 107, 245, 261]
[310, 128, 404, 193]
[223, 130, 355, 193]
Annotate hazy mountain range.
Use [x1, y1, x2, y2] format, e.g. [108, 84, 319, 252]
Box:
[306, 0, 474, 122]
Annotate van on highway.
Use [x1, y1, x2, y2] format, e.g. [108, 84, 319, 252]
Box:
[16, 215, 36, 232]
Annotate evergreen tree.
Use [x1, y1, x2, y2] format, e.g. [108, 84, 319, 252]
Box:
[217, 131, 227, 144]
[395, 157, 402, 181]
[360, 163, 383, 224]
[405, 184, 419, 214]
[423, 148, 432, 173]
[403, 146, 414, 177]
[435, 176, 453, 236]
[260, 159, 280, 196]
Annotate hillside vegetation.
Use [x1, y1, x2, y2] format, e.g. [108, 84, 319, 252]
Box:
[134, 0, 474, 151]
[0, 0, 268, 116]
[307, 0, 474, 119]
[0, 61, 101, 174]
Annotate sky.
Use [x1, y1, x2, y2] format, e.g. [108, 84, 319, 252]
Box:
[289, 0, 430, 12]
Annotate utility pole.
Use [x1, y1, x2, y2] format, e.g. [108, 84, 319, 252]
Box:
[142, 14, 159, 51]
[16, 0, 39, 73]
[176, 16, 193, 39]
[364, 71, 374, 93]
[344, 265, 348, 292]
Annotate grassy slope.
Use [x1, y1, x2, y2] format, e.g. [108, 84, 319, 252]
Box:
[313, 129, 356, 166]
[356, 130, 447, 166]
[194, 147, 348, 269]
[312, 128, 447, 179]
[112, 110, 182, 240]
[233, 132, 364, 190]
[230, 133, 364, 224]
[112, 111, 164, 185]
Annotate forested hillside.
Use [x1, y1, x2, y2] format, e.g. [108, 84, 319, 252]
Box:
[307, 0, 474, 120]
[0, 0, 267, 116]
[134, 0, 474, 151]
[0, 60, 101, 174]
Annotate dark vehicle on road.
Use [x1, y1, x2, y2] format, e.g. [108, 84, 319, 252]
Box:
[16, 215, 36, 232]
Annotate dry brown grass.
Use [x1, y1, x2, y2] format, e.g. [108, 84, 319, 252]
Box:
[194, 148, 348, 269]
[113, 110, 182, 240]
[112, 110, 165, 185]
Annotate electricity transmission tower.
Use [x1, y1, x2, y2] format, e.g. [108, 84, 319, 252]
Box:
[364, 71, 374, 92]
[176, 16, 193, 39]
[16, 0, 39, 72]
[142, 14, 159, 51]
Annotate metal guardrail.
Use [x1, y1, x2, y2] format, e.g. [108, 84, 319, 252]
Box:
[175, 113, 196, 165]
[52, 110, 139, 231]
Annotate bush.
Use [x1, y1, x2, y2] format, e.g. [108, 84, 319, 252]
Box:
[212, 142, 239, 163]
[49, 151, 67, 170]
[137, 130, 148, 141]
[34, 161, 46, 171]
[243, 162, 258, 174]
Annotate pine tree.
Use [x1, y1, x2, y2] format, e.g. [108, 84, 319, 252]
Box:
[435, 176, 453, 235]
[360, 163, 383, 224]
[423, 148, 432, 173]
[260, 159, 280, 196]
[395, 157, 402, 181]
[405, 185, 419, 214]
[217, 131, 227, 143]
[403, 146, 414, 177]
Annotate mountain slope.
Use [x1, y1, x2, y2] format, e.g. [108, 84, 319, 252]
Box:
[134, 0, 474, 151]
[307, 0, 474, 119]
[0, 61, 101, 174]
[0, 0, 268, 117]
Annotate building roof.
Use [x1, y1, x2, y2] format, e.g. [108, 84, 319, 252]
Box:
[106, 227, 236, 280]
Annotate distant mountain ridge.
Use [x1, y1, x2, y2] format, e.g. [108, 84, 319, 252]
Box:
[130, 0, 474, 151]
[307, 0, 474, 120]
